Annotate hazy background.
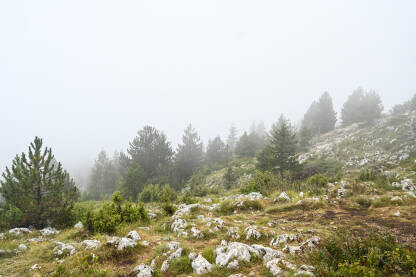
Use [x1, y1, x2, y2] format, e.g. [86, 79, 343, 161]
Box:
[1, 1, 415, 182]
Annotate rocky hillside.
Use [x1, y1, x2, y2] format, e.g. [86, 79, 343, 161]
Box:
[1, 112, 416, 277]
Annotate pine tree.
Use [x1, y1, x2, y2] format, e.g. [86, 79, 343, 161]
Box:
[226, 124, 238, 155]
[119, 162, 146, 201]
[257, 115, 298, 173]
[175, 124, 204, 184]
[302, 92, 337, 136]
[341, 88, 383, 125]
[206, 136, 229, 167]
[0, 137, 78, 228]
[127, 126, 173, 181]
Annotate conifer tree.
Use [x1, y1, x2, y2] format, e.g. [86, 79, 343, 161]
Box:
[119, 162, 146, 201]
[257, 115, 298, 173]
[226, 124, 238, 155]
[175, 124, 204, 183]
[0, 137, 78, 228]
[302, 92, 337, 136]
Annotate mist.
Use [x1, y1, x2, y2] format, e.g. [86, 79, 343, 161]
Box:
[1, 0, 415, 182]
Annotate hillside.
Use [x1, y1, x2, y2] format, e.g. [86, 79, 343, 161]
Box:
[1, 112, 416, 277]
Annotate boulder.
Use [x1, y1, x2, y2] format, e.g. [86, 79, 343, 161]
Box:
[245, 226, 262, 240]
[265, 258, 284, 276]
[127, 230, 141, 242]
[277, 192, 291, 202]
[191, 227, 204, 239]
[227, 227, 241, 240]
[9, 228, 32, 236]
[18, 244, 28, 251]
[192, 254, 212, 275]
[215, 242, 259, 267]
[117, 237, 137, 251]
[252, 244, 285, 263]
[167, 241, 181, 251]
[270, 234, 297, 247]
[40, 227, 60, 236]
[74, 221, 84, 229]
[54, 241, 76, 257]
[171, 219, 187, 232]
[82, 240, 100, 249]
[227, 259, 239, 269]
[295, 265, 315, 276]
[300, 237, 321, 251]
[133, 264, 154, 277]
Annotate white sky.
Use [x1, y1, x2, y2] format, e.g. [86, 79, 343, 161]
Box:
[1, 1, 415, 178]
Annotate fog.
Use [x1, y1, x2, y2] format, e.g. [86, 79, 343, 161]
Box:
[1, 1, 415, 183]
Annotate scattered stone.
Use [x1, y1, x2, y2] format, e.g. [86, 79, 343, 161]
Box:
[82, 240, 100, 249]
[31, 264, 41, 270]
[270, 234, 297, 247]
[28, 237, 44, 243]
[192, 253, 212, 274]
[54, 241, 76, 257]
[283, 245, 302, 255]
[265, 258, 284, 276]
[167, 241, 181, 251]
[191, 227, 204, 239]
[18, 244, 28, 251]
[252, 244, 285, 263]
[127, 230, 141, 242]
[300, 237, 321, 251]
[299, 192, 304, 198]
[189, 252, 197, 260]
[394, 211, 401, 217]
[245, 226, 262, 240]
[74, 221, 84, 229]
[215, 242, 259, 267]
[117, 237, 137, 251]
[227, 259, 239, 269]
[9, 228, 32, 236]
[227, 227, 241, 240]
[40, 227, 60, 236]
[228, 274, 245, 277]
[171, 218, 187, 233]
[391, 196, 403, 202]
[295, 265, 315, 276]
[106, 236, 120, 246]
[277, 192, 291, 202]
[133, 264, 154, 277]
[142, 241, 150, 246]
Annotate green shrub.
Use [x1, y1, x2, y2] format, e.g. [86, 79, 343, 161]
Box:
[294, 157, 343, 180]
[218, 199, 263, 215]
[161, 201, 176, 216]
[355, 196, 372, 208]
[309, 231, 416, 276]
[240, 170, 280, 195]
[168, 256, 193, 275]
[179, 191, 197, 205]
[0, 204, 24, 231]
[84, 191, 148, 234]
[357, 168, 378, 182]
[202, 247, 216, 264]
[138, 184, 177, 203]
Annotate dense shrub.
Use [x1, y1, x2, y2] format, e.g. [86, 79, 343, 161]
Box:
[85, 191, 148, 234]
[294, 157, 343, 180]
[161, 201, 176, 216]
[219, 199, 263, 215]
[138, 184, 176, 203]
[240, 170, 280, 195]
[309, 231, 416, 276]
[178, 192, 197, 205]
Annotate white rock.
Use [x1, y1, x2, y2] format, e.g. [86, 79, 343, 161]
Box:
[227, 227, 241, 240]
[106, 236, 120, 246]
[278, 192, 291, 201]
[299, 192, 304, 198]
[142, 241, 150, 246]
[133, 264, 154, 277]
[215, 242, 259, 267]
[300, 237, 321, 251]
[191, 227, 204, 239]
[74, 221, 84, 229]
[393, 211, 401, 217]
[391, 196, 403, 202]
[54, 241, 76, 256]
[270, 234, 297, 247]
[252, 244, 285, 263]
[0, 233, 4, 240]
[295, 265, 315, 276]
[82, 240, 100, 249]
[189, 252, 197, 260]
[167, 241, 181, 251]
[227, 259, 239, 269]
[192, 254, 212, 274]
[28, 237, 44, 243]
[171, 219, 187, 232]
[283, 245, 302, 255]
[265, 258, 284, 276]
[127, 230, 141, 242]
[18, 244, 28, 251]
[40, 227, 59, 236]
[9, 228, 32, 236]
[245, 226, 262, 240]
[161, 260, 169, 272]
[31, 264, 41, 270]
[117, 237, 137, 251]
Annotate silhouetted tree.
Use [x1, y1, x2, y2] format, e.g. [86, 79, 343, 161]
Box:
[126, 126, 173, 181]
[119, 162, 146, 201]
[227, 124, 238, 155]
[302, 92, 337, 136]
[341, 88, 383, 125]
[206, 136, 230, 167]
[0, 137, 78, 228]
[257, 115, 298, 174]
[175, 124, 204, 183]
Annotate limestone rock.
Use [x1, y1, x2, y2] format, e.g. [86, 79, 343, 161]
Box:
[192, 254, 212, 275]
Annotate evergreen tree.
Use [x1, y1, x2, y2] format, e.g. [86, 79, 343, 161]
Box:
[302, 92, 337, 136]
[226, 124, 238, 155]
[341, 88, 383, 125]
[0, 137, 78, 228]
[87, 150, 119, 200]
[126, 126, 173, 181]
[224, 166, 235, 190]
[257, 115, 298, 174]
[299, 126, 313, 150]
[175, 124, 204, 184]
[235, 131, 257, 157]
[119, 162, 146, 201]
[206, 136, 229, 167]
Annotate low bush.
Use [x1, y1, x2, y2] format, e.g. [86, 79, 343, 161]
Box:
[161, 201, 176, 216]
[85, 191, 148, 234]
[240, 170, 280, 195]
[168, 256, 193, 275]
[309, 231, 416, 276]
[138, 184, 177, 203]
[218, 199, 263, 215]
